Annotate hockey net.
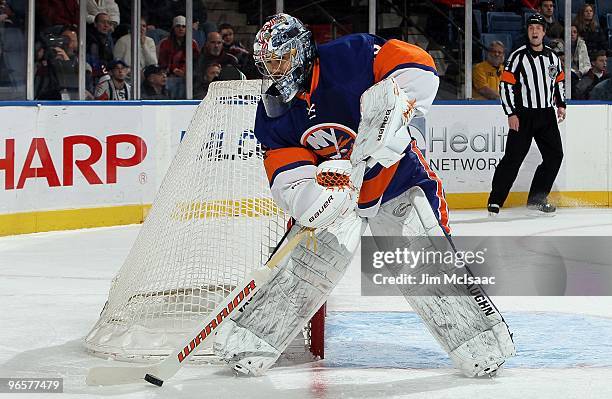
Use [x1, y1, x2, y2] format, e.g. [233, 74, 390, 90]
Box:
[84, 80, 325, 363]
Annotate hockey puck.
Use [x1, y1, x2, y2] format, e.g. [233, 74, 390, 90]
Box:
[144, 374, 164, 387]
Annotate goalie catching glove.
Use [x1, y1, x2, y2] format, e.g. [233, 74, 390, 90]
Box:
[351, 77, 416, 168]
[289, 160, 360, 229]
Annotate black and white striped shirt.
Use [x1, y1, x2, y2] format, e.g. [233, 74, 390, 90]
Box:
[499, 45, 566, 115]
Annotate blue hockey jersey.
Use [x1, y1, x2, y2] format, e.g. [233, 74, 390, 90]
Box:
[254, 33, 450, 233]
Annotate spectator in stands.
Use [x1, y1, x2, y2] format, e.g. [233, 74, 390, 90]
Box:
[94, 59, 131, 100]
[219, 23, 249, 61]
[539, 0, 563, 40]
[0, 0, 15, 26]
[192, 17, 206, 49]
[218, 22, 258, 77]
[552, 46, 580, 97]
[8, 1, 25, 27]
[0, 1, 26, 97]
[87, 0, 120, 31]
[197, 32, 238, 76]
[194, 62, 220, 99]
[549, 38, 564, 55]
[158, 15, 200, 99]
[87, 12, 115, 83]
[85, 62, 95, 96]
[589, 77, 612, 100]
[472, 41, 505, 100]
[142, 64, 170, 100]
[37, 0, 79, 29]
[35, 25, 80, 99]
[136, 2, 209, 46]
[571, 24, 590, 78]
[145, 24, 169, 47]
[113, 16, 157, 73]
[574, 3, 607, 53]
[141, 0, 168, 29]
[575, 50, 608, 99]
[143, 0, 210, 33]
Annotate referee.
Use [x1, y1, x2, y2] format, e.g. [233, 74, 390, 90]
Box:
[488, 13, 566, 215]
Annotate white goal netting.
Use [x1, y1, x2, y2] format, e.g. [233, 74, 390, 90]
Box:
[84, 80, 322, 363]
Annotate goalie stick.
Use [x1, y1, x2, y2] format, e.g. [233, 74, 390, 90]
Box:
[85, 226, 313, 387]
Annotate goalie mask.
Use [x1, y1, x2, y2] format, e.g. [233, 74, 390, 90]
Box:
[254, 14, 316, 116]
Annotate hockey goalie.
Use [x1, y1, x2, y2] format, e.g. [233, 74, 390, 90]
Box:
[213, 13, 516, 377]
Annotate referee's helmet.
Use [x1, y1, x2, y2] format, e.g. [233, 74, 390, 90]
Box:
[526, 14, 547, 30]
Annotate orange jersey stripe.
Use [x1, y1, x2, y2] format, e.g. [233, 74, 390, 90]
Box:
[555, 70, 565, 83]
[410, 141, 451, 234]
[358, 163, 400, 205]
[373, 39, 437, 82]
[501, 70, 517, 85]
[263, 147, 318, 183]
[296, 59, 320, 107]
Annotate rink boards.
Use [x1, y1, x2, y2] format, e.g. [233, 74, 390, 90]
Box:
[0, 100, 610, 236]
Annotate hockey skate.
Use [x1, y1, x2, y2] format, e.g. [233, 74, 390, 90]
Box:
[477, 362, 505, 378]
[527, 201, 556, 216]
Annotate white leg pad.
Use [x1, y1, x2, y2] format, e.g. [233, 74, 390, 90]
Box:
[213, 214, 366, 375]
[369, 187, 516, 377]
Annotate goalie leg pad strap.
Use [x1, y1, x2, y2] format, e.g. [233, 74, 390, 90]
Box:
[368, 187, 515, 377]
[213, 214, 366, 375]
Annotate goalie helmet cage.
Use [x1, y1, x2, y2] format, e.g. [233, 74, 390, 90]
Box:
[84, 80, 324, 363]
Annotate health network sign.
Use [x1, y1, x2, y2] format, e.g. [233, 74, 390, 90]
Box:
[425, 105, 566, 193]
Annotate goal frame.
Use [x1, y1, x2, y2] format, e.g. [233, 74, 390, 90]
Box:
[84, 80, 325, 363]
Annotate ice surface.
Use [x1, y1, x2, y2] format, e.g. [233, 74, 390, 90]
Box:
[326, 312, 612, 368]
[1, 208, 611, 398]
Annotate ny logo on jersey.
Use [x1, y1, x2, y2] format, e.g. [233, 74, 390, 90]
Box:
[300, 123, 357, 159]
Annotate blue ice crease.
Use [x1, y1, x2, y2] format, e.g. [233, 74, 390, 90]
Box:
[324, 312, 612, 368]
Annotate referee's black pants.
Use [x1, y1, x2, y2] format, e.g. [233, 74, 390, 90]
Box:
[489, 108, 563, 207]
